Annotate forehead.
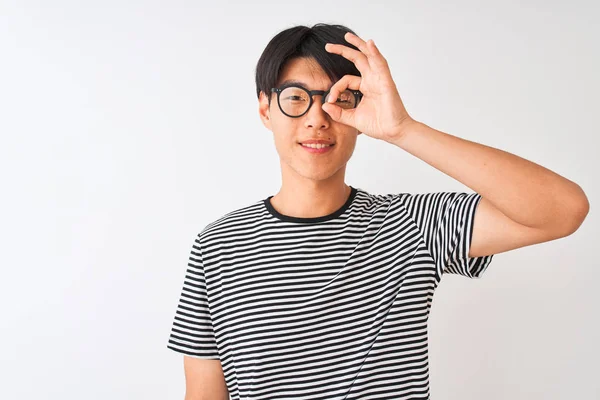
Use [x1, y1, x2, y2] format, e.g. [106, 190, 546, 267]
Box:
[276, 57, 333, 90]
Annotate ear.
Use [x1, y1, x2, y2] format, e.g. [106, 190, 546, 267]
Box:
[258, 91, 273, 131]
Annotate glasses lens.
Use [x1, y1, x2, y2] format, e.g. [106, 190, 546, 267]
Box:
[324, 89, 357, 109]
[278, 86, 358, 117]
[279, 86, 310, 116]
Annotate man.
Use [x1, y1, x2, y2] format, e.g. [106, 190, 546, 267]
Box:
[166, 23, 589, 400]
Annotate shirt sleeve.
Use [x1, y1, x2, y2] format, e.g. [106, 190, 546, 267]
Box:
[166, 234, 220, 359]
[400, 191, 494, 279]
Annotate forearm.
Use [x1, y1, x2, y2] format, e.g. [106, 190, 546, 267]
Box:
[390, 120, 589, 232]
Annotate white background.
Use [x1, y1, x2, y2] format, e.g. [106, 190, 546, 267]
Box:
[1, 1, 598, 399]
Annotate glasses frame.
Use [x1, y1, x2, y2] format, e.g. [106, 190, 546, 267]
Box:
[271, 83, 363, 118]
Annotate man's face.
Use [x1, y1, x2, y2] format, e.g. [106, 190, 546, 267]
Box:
[258, 57, 361, 184]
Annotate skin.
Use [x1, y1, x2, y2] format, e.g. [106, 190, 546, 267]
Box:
[258, 56, 362, 218]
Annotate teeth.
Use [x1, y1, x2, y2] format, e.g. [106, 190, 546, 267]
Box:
[301, 143, 333, 149]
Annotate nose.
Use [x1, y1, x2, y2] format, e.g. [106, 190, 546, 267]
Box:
[303, 94, 330, 130]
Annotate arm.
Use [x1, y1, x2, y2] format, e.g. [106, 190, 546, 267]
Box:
[392, 120, 590, 256]
[183, 356, 229, 400]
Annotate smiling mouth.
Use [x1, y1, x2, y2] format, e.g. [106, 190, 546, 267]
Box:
[298, 143, 335, 154]
[298, 143, 336, 147]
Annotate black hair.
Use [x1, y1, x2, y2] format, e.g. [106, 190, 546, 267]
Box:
[254, 23, 362, 105]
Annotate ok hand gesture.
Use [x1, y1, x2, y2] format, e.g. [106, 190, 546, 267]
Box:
[323, 32, 415, 142]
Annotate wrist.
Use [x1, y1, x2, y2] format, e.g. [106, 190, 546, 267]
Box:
[387, 118, 420, 146]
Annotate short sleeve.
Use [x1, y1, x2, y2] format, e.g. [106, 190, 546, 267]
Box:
[166, 234, 220, 359]
[400, 191, 494, 279]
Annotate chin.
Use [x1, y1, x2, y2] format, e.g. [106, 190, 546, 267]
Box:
[297, 165, 341, 181]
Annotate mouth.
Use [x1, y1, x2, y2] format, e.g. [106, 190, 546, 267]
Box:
[298, 142, 335, 154]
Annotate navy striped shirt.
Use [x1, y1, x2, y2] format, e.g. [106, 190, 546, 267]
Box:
[167, 186, 494, 399]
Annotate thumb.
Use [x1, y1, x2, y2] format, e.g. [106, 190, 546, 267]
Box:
[322, 102, 355, 127]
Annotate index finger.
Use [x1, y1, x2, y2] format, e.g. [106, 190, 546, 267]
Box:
[327, 74, 362, 105]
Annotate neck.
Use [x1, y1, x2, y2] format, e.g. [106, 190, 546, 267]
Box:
[270, 174, 351, 219]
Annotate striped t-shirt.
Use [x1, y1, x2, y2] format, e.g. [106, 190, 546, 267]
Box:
[167, 186, 494, 399]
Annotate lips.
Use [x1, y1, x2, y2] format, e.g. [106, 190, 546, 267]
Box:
[298, 143, 335, 154]
[298, 143, 335, 148]
[298, 140, 335, 145]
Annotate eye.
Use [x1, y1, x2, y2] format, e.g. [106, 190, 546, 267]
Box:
[285, 95, 307, 101]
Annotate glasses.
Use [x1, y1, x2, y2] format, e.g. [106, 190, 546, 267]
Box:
[271, 83, 363, 118]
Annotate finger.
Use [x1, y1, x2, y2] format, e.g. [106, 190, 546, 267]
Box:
[343, 31, 371, 57]
[325, 43, 370, 75]
[366, 39, 389, 70]
[322, 101, 356, 128]
[327, 74, 362, 105]
[344, 32, 387, 72]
